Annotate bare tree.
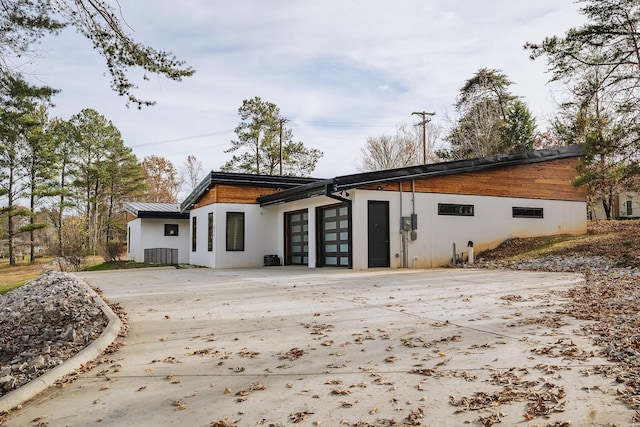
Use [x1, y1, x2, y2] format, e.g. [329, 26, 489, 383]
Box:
[358, 123, 440, 171]
[181, 154, 204, 193]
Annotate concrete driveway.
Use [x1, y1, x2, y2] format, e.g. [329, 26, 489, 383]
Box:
[2, 267, 635, 426]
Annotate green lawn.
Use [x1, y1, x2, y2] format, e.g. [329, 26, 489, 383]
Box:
[82, 260, 167, 271]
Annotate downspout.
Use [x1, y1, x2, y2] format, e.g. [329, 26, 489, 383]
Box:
[400, 181, 408, 268]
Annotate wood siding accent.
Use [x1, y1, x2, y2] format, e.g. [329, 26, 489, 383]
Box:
[363, 158, 585, 202]
[194, 184, 282, 208]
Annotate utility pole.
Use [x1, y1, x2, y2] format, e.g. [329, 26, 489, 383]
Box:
[278, 117, 288, 176]
[412, 111, 435, 164]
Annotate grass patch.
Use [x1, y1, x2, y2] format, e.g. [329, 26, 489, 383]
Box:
[0, 256, 54, 295]
[479, 220, 640, 268]
[82, 260, 168, 271]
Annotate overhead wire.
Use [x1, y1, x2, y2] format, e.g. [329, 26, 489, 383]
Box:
[129, 119, 404, 148]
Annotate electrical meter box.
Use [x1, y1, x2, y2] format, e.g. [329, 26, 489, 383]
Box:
[401, 216, 412, 231]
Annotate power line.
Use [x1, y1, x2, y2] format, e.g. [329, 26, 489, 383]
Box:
[129, 129, 234, 148]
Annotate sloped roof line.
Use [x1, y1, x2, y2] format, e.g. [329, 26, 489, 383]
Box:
[179, 171, 322, 213]
[123, 202, 181, 215]
[257, 145, 584, 206]
[123, 202, 189, 219]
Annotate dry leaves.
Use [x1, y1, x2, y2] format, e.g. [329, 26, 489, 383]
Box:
[289, 410, 314, 423]
[278, 347, 306, 361]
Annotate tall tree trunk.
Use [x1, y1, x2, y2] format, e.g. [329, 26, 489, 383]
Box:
[29, 192, 35, 263]
[29, 161, 36, 263]
[603, 191, 612, 220]
[106, 187, 114, 243]
[7, 167, 15, 267]
[58, 166, 66, 257]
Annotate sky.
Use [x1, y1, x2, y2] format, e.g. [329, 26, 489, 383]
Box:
[23, 0, 586, 182]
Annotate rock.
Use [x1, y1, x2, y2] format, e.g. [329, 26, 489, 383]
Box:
[0, 375, 16, 392]
[0, 271, 107, 396]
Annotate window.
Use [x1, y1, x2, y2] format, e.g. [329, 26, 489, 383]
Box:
[438, 203, 474, 216]
[127, 227, 131, 253]
[191, 217, 197, 252]
[208, 212, 214, 252]
[512, 207, 544, 218]
[164, 224, 179, 236]
[627, 200, 633, 216]
[226, 212, 244, 251]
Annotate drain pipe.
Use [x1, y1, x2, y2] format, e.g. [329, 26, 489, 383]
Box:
[400, 181, 408, 268]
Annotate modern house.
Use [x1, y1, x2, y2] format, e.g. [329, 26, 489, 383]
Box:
[591, 191, 640, 221]
[123, 202, 190, 264]
[125, 145, 587, 269]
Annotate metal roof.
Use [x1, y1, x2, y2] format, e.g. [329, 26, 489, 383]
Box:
[257, 145, 584, 206]
[123, 202, 189, 219]
[179, 171, 322, 212]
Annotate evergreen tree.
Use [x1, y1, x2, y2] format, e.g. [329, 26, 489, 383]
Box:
[48, 117, 78, 258]
[0, 0, 194, 107]
[0, 73, 56, 265]
[222, 97, 323, 176]
[443, 68, 536, 160]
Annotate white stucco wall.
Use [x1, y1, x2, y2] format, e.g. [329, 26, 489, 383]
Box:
[350, 190, 587, 269]
[126, 218, 142, 261]
[126, 218, 190, 264]
[189, 203, 279, 269]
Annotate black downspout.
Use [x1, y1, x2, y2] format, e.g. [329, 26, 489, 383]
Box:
[325, 184, 353, 269]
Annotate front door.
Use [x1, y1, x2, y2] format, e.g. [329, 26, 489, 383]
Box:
[368, 200, 390, 267]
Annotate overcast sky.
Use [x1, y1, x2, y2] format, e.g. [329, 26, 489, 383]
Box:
[25, 0, 585, 180]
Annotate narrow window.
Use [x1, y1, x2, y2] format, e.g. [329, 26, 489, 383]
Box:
[627, 200, 633, 216]
[226, 212, 245, 251]
[127, 227, 131, 253]
[512, 207, 544, 218]
[438, 203, 474, 216]
[208, 212, 214, 252]
[164, 224, 179, 236]
[191, 216, 197, 252]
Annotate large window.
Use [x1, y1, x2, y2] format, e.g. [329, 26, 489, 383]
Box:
[512, 207, 543, 219]
[208, 212, 214, 252]
[191, 217, 197, 252]
[164, 224, 179, 236]
[226, 212, 245, 251]
[438, 203, 474, 216]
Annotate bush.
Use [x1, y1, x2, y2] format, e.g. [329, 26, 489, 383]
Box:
[103, 241, 125, 262]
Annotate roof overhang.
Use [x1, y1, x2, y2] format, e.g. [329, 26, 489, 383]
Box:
[180, 171, 323, 212]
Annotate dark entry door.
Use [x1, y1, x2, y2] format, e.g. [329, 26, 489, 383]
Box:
[368, 200, 390, 268]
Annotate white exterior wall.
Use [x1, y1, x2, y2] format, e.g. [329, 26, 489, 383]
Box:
[351, 190, 587, 269]
[126, 218, 142, 261]
[617, 192, 640, 218]
[189, 203, 279, 269]
[126, 218, 190, 264]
